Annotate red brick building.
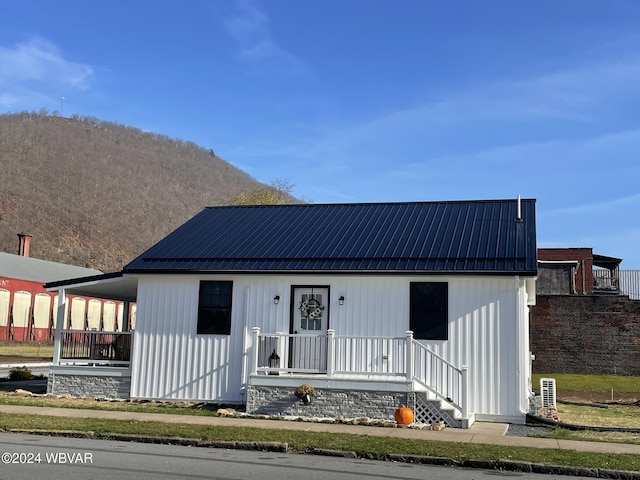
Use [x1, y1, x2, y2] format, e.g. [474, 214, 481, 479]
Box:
[1, 234, 134, 341]
[537, 247, 621, 295]
[532, 248, 640, 376]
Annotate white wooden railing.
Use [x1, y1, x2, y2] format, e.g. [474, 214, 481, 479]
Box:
[410, 340, 468, 418]
[333, 334, 406, 375]
[250, 327, 468, 419]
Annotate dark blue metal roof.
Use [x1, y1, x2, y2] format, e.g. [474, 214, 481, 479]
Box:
[123, 199, 537, 274]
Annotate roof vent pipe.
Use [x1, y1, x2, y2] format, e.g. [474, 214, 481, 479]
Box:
[516, 195, 522, 222]
[17, 233, 32, 257]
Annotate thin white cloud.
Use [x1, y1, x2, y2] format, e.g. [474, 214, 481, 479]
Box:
[408, 127, 640, 172]
[0, 38, 94, 109]
[262, 49, 640, 203]
[541, 193, 640, 217]
[308, 51, 640, 160]
[0, 38, 93, 87]
[223, 0, 307, 76]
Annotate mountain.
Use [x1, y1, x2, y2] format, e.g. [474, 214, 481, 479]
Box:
[0, 111, 265, 272]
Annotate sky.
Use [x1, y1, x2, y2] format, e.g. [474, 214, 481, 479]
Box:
[1, 1, 640, 268]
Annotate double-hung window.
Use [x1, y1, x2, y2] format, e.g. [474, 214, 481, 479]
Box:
[197, 281, 233, 335]
[409, 282, 448, 340]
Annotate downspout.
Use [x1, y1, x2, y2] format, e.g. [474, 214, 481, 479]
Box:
[52, 288, 66, 366]
[515, 276, 529, 416]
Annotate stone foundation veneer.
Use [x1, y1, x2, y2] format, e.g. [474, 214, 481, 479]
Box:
[48, 370, 131, 399]
[246, 385, 408, 420]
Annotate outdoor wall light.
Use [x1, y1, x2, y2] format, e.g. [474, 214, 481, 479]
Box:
[339, 296, 345, 305]
[273, 295, 280, 305]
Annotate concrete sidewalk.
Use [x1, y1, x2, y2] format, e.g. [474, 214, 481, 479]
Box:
[2, 404, 639, 456]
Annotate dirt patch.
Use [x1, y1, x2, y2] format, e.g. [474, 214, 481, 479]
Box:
[559, 390, 640, 404]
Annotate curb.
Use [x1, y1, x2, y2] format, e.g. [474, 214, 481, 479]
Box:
[5, 429, 640, 478]
[7, 429, 288, 453]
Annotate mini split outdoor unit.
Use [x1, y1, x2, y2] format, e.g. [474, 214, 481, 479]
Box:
[540, 377, 557, 408]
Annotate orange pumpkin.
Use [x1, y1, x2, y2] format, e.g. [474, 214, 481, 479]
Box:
[394, 405, 414, 426]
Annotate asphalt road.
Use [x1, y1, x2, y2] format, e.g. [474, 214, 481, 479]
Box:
[0, 432, 596, 480]
[0, 365, 51, 378]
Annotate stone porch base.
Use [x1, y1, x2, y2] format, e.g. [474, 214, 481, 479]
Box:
[247, 384, 409, 421]
[47, 366, 131, 399]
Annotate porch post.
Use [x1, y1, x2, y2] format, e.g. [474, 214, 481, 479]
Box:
[461, 365, 469, 420]
[405, 330, 414, 381]
[122, 301, 130, 331]
[326, 329, 335, 378]
[52, 289, 66, 365]
[251, 327, 260, 375]
[276, 332, 285, 371]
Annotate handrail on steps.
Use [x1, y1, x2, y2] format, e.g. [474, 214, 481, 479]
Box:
[408, 332, 469, 420]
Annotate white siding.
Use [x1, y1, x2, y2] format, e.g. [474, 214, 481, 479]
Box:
[131, 276, 244, 402]
[130, 273, 532, 418]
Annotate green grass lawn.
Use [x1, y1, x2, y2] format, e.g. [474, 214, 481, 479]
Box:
[1, 413, 639, 472]
[0, 392, 220, 416]
[532, 373, 640, 394]
[531, 373, 640, 446]
[0, 342, 53, 360]
[1, 371, 639, 471]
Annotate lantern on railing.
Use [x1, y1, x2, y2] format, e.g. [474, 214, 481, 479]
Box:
[268, 349, 280, 375]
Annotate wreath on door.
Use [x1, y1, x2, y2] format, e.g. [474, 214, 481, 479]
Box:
[300, 298, 324, 319]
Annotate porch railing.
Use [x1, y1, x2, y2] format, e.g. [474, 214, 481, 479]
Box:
[333, 335, 406, 375]
[410, 341, 468, 417]
[58, 330, 132, 366]
[250, 327, 468, 419]
[593, 270, 619, 291]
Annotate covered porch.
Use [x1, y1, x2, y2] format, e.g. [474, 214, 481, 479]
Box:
[247, 327, 471, 428]
[45, 272, 138, 399]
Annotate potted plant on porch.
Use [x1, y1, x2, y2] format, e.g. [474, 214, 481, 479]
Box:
[294, 384, 315, 404]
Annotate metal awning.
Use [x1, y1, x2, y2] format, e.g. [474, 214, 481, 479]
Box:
[593, 254, 622, 270]
[44, 272, 138, 302]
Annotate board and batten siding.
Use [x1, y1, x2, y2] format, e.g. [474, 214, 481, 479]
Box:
[130, 275, 246, 402]
[130, 274, 532, 420]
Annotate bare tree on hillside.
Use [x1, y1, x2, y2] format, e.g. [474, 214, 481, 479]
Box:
[230, 179, 297, 205]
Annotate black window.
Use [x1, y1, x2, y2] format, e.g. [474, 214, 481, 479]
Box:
[197, 281, 233, 334]
[410, 282, 448, 340]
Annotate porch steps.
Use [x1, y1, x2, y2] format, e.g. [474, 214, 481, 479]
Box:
[408, 392, 462, 429]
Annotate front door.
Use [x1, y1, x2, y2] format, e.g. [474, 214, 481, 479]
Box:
[290, 287, 329, 372]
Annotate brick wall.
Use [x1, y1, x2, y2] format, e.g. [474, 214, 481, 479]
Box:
[531, 295, 640, 375]
[537, 248, 593, 294]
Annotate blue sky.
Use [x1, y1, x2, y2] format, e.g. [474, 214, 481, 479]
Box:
[2, 1, 640, 268]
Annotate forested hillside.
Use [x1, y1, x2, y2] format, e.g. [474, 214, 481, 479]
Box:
[0, 112, 265, 272]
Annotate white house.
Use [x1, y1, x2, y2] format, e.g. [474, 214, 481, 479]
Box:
[46, 199, 537, 428]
